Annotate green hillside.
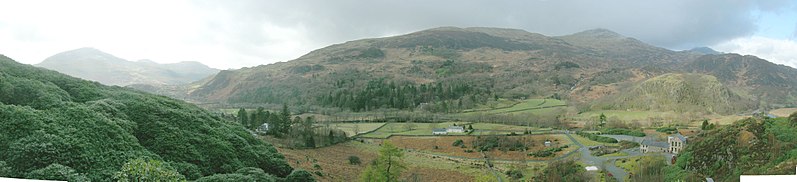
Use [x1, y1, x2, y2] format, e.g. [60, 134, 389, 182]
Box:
[183, 27, 797, 115]
[603, 73, 753, 114]
[0, 55, 300, 181]
[666, 114, 797, 181]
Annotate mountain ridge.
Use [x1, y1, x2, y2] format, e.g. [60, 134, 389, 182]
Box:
[36, 48, 220, 86]
[183, 26, 797, 113]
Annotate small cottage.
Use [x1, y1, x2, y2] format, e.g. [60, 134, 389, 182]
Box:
[544, 141, 552, 147]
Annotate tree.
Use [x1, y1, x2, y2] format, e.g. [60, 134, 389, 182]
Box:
[26, 163, 88, 181]
[701, 119, 709, 130]
[114, 158, 186, 182]
[598, 113, 607, 127]
[790, 111, 797, 125]
[285, 169, 315, 182]
[237, 108, 249, 128]
[535, 160, 588, 182]
[360, 141, 405, 182]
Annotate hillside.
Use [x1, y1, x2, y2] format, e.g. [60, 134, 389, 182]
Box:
[186, 27, 797, 114]
[598, 73, 752, 114]
[36, 48, 219, 86]
[666, 115, 797, 181]
[0, 55, 301, 181]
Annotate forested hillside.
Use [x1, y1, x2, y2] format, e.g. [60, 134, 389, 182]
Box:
[0, 55, 305, 181]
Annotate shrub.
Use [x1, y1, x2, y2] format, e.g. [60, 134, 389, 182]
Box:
[577, 132, 618, 143]
[113, 158, 185, 182]
[313, 164, 322, 170]
[656, 127, 678, 133]
[348, 156, 361, 165]
[26, 163, 89, 181]
[452, 139, 464, 147]
[505, 168, 524, 179]
[529, 145, 567, 157]
[601, 128, 646, 137]
[285, 169, 316, 182]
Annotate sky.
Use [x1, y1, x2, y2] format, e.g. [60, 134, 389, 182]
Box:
[0, 0, 796, 69]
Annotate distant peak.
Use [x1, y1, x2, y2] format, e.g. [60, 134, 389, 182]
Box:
[688, 47, 722, 55]
[137, 59, 157, 64]
[570, 28, 625, 38]
[425, 26, 466, 32]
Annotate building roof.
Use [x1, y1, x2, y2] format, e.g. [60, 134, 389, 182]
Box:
[641, 139, 669, 148]
[432, 128, 447, 133]
[672, 133, 687, 143]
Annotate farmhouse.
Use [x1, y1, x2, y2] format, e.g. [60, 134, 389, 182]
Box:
[432, 128, 447, 135]
[668, 134, 687, 154]
[640, 139, 668, 153]
[446, 126, 465, 133]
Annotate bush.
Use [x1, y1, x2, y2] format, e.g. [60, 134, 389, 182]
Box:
[313, 163, 322, 170]
[529, 146, 566, 157]
[285, 169, 315, 182]
[348, 156, 361, 165]
[26, 164, 88, 181]
[113, 158, 185, 182]
[619, 141, 640, 149]
[452, 139, 464, 147]
[171, 162, 202, 180]
[577, 132, 618, 143]
[505, 168, 524, 179]
[601, 128, 646, 137]
[313, 171, 323, 177]
[656, 127, 678, 134]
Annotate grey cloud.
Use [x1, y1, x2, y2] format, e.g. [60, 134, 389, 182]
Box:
[193, 0, 795, 54]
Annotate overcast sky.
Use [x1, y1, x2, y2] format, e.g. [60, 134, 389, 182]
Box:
[1, 0, 796, 69]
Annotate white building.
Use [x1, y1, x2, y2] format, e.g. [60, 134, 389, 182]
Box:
[432, 128, 447, 135]
[446, 126, 465, 133]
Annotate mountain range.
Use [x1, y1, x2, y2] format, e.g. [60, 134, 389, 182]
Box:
[153, 27, 797, 114]
[36, 47, 219, 86]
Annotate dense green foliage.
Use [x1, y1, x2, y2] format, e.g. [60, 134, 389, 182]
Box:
[472, 136, 528, 152]
[655, 126, 678, 133]
[114, 158, 185, 182]
[576, 132, 618, 143]
[600, 128, 646, 137]
[529, 145, 568, 157]
[628, 156, 667, 182]
[0, 56, 298, 181]
[668, 114, 797, 181]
